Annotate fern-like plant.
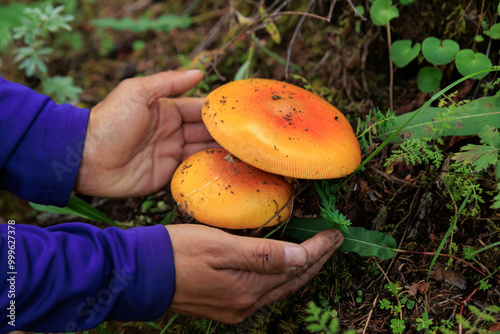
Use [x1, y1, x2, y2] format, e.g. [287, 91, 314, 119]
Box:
[304, 301, 356, 334]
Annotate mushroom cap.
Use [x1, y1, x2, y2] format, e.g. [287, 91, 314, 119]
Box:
[202, 78, 361, 179]
[170, 148, 293, 229]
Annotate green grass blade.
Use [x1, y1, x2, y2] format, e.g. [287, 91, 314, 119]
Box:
[381, 96, 500, 143]
[283, 218, 397, 260]
[29, 195, 123, 228]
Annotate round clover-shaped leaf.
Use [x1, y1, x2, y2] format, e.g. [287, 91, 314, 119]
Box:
[455, 49, 493, 79]
[417, 66, 442, 93]
[422, 37, 459, 65]
[390, 40, 421, 67]
[485, 23, 500, 39]
[370, 0, 399, 26]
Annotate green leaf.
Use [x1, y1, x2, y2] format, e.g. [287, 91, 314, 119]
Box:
[422, 37, 459, 65]
[234, 60, 251, 81]
[381, 96, 500, 143]
[454, 144, 498, 171]
[283, 218, 397, 260]
[390, 40, 421, 67]
[41, 76, 83, 104]
[400, 0, 416, 4]
[0, 3, 29, 50]
[259, 5, 281, 44]
[454, 126, 500, 172]
[30, 195, 124, 228]
[417, 66, 442, 93]
[370, 0, 399, 26]
[455, 49, 493, 79]
[485, 23, 500, 39]
[478, 125, 500, 148]
[90, 15, 191, 32]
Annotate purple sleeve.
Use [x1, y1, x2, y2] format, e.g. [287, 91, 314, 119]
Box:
[0, 75, 89, 206]
[0, 77, 177, 331]
[0, 223, 175, 332]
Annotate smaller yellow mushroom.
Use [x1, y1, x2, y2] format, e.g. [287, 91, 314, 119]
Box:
[170, 148, 294, 229]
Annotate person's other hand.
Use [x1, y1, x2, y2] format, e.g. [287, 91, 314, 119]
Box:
[75, 70, 218, 198]
[166, 224, 344, 324]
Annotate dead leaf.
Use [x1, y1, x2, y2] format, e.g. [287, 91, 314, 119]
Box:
[408, 283, 418, 296]
[418, 282, 431, 294]
[433, 263, 467, 290]
[489, 322, 500, 332]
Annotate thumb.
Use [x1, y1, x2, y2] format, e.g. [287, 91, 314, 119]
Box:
[226, 237, 308, 274]
[136, 70, 204, 105]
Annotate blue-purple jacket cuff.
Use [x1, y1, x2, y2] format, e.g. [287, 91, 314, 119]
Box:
[0, 76, 89, 206]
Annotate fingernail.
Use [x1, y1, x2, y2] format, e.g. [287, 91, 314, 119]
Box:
[285, 246, 307, 269]
[184, 69, 202, 75]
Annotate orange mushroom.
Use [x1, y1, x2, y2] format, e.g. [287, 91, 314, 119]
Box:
[170, 148, 293, 229]
[202, 78, 361, 179]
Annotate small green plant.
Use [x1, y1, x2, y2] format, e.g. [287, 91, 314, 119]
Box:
[314, 180, 351, 232]
[12, 2, 82, 103]
[379, 298, 391, 310]
[377, 281, 422, 333]
[384, 137, 445, 169]
[416, 313, 434, 331]
[455, 305, 500, 333]
[304, 300, 356, 334]
[443, 125, 500, 215]
[356, 107, 397, 149]
[454, 125, 500, 180]
[371, 0, 495, 93]
[389, 318, 406, 334]
[355, 290, 363, 303]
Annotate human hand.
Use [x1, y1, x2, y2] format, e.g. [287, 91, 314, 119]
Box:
[75, 70, 219, 198]
[166, 224, 344, 324]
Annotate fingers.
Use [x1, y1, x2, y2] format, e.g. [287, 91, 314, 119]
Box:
[252, 229, 344, 310]
[219, 235, 308, 274]
[300, 228, 344, 262]
[173, 97, 206, 122]
[132, 70, 204, 105]
[182, 122, 214, 143]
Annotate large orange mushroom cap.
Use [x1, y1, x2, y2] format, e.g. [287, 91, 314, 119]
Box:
[202, 78, 361, 179]
[171, 148, 293, 229]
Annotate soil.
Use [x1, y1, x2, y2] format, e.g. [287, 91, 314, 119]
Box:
[1, 1, 499, 333]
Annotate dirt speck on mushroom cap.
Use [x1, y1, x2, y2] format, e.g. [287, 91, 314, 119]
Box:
[202, 78, 361, 179]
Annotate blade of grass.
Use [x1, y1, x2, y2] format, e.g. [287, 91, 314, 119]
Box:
[160, 313, 179, 334]
[29, 195, 125, 228]
[422, 191, 471, 333]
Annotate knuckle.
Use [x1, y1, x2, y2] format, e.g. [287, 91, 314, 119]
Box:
[253, 241, 279, 272]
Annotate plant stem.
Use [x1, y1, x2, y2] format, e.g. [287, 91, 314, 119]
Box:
[398, 250, 485, 276]
[386, 21, 394, 113]
[458, 287, 479, 334]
